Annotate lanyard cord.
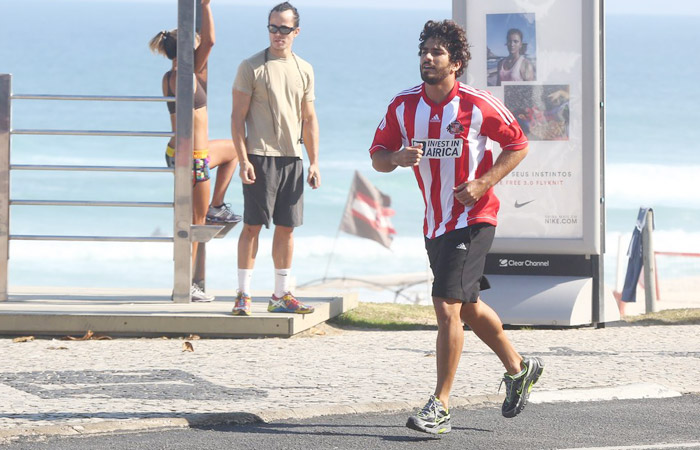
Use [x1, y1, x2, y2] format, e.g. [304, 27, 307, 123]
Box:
[264, 47, 306, 146]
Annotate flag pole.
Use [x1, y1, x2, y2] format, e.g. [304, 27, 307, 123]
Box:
[323, 227, 341, 281]
[324, 171, 359, 281]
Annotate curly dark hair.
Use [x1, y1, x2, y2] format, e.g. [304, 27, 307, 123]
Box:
[418, 20, 471, 78]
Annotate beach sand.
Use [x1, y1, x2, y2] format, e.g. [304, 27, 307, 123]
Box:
[614, 275, 700, 316]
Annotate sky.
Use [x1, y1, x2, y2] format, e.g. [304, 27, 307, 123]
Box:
[606, 0, 700, 15]
[70, 0, 700, 15]
[73, 0, 451, 9]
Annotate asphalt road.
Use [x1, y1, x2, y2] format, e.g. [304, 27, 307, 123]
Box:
[6, 395, 700, 450]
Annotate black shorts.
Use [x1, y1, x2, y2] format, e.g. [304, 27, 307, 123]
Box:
[242, 154, 303, 228]
[425, 224, 495, 303]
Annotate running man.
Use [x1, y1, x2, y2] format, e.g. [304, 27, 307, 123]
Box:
[369, 20, 544, 435]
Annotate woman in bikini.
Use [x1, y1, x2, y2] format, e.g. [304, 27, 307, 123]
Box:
[149, 0, 239, 301]
[497, 28, 535, 86]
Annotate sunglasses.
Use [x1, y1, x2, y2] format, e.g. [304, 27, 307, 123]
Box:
[267, 24, 296, 35]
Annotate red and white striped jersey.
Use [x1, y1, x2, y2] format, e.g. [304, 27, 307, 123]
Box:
[369, 81, 528, 239]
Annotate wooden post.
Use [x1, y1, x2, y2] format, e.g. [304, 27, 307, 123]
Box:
[642, 209, 657, 313]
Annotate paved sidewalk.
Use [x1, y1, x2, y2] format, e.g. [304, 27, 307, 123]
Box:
[0, 323, 699, 441]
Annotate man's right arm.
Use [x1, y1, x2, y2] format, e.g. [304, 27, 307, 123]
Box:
[231, 88, 255, 184]
[371, 145, 423, 173]
[370, 102, 422, 173]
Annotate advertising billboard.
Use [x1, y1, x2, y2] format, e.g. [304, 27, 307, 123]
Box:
[453, 0, 603, 256]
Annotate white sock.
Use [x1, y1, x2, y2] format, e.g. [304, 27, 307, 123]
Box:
[238, 269, 253, 295]
[274, 268, 291, 298]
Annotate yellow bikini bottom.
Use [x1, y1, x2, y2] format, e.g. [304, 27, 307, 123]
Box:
[166, 145, 208, 159]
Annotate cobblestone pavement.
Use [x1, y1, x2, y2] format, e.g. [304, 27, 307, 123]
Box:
[0, 324, 698, 433]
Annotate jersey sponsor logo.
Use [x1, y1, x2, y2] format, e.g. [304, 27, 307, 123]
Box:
[446, 120, 464, 135]
[412, 138, 463, 159]
[430, 114, 441, 123]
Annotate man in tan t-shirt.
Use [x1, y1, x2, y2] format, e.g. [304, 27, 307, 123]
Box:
[230, 1, 320, 316]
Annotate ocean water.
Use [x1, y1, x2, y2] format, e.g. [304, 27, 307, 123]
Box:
[2, 2, 699, 299]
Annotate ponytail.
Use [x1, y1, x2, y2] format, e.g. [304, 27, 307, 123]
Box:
[149, 29, 178, 60]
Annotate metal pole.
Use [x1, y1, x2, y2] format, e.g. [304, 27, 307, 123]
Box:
[173, 0, 196, 303]
[192, 0, 206, 291]
[10, 235, 172, 243]
[0, 74, 10, 301]
[11, 129, 173, 137]
[642, 209, 657, 313]
[591, 255, 602, 325]
[11, 164, 173, 173]
[11, 94, 175, 102]
[595, 0, 606, 327]
[10, 200, 173, 208]
[615, 234, 626, 294]
[196, 0, 202, 32]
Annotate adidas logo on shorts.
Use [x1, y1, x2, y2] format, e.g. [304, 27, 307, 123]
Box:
[455, 242, 467, 250]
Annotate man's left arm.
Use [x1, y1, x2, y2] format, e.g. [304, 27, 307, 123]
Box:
[301, 100, 320, 189]
[454, 147, 528, 206]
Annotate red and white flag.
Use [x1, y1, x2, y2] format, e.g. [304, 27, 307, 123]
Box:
[339, 171, 396, 249]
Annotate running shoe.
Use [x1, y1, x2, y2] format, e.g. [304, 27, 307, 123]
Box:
[267, 292, 314, 314]
[232, 291, 252, 316]
[190, 283, 215, 302]
[406, 395, 451, 435]
[206, 203, 242, 224]
[501, 356, 544, 418]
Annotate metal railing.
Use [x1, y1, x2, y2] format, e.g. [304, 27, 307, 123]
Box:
[0, 0, 215, 303]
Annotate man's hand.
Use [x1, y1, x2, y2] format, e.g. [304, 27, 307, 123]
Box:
[239, 160, 256, 184]
[453, 178, 490, 206]
[307, 164, 320, 189]
[454, 148, 529, 205]
[391, 143, 423, 167]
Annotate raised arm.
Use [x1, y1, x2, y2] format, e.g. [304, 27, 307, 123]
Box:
[301, 100, 320, 189]
[194, 0, 214, 74]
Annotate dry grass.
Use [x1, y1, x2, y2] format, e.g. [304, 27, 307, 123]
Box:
[622, 308, 700, 326]
[330, 303, 700, 330]
[329, 302, 437, 330]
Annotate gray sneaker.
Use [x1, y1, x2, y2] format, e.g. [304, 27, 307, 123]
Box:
[206, 203, 242, 224]
[190, 283, 215, 302]
[406, 395, 451, 435]
[501, 356, 544, 418]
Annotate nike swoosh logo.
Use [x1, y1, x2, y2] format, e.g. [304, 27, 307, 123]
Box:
[514, 200, 535, 208]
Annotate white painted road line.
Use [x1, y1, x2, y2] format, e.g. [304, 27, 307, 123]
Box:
[557, 442, 700, 450]
[530, 383, 682, 404]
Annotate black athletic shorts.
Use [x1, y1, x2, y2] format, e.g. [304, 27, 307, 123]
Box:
[425, 223, 495, 303]
[242, 154, 303, 228]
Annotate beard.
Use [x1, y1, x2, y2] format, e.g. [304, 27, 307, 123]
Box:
[420, 65, 451, 85]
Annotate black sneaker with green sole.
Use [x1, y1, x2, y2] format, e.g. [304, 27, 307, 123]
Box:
[501, 356, 544, 418]
[406, 395, 451, 435]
